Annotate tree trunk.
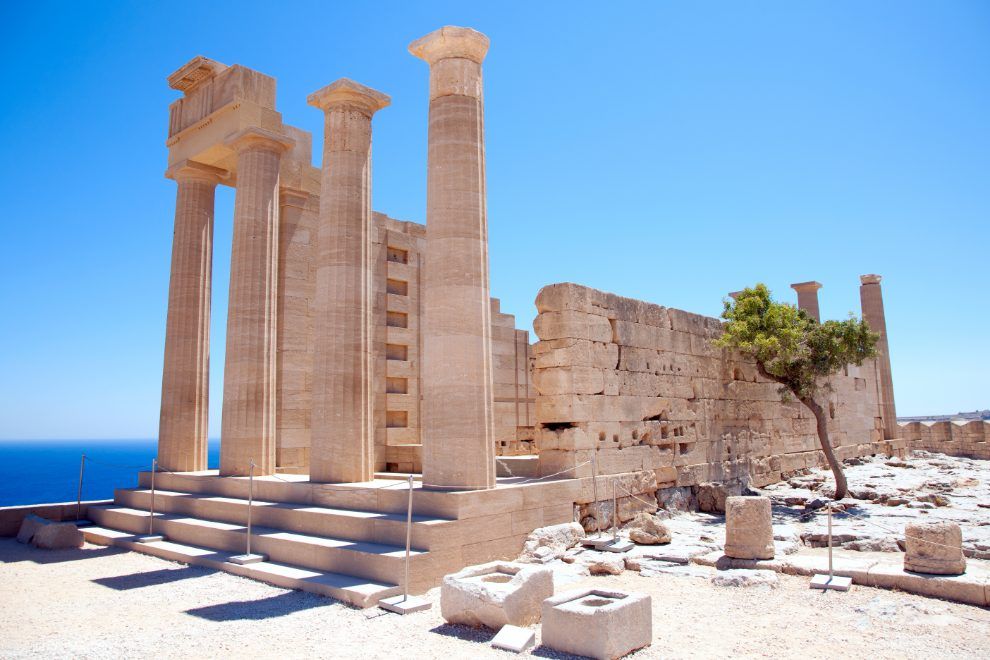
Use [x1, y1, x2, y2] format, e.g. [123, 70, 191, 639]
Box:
[799, 395, 848, 500]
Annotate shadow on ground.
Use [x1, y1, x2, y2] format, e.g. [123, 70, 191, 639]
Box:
[184, 591, 332, 621]
[93, 565, 213, 590]
[0, 538, 125, 565]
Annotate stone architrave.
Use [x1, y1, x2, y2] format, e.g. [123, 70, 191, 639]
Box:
[158, 160, 225, 473]
[724, 496, 774, 560]
[904, 521, 966, 575]
[860, 274, 897, 439]
[219, 127, 293, 477]
[306, 79, 390, 483]
[410, 26, 496, 490]
[791, 281, 823, 322]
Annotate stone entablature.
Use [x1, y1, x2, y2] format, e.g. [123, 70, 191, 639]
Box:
[531, 282, 898, 493]
[899, 420, 990, 460]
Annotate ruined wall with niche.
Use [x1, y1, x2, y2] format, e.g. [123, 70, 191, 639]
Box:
[899, 421, 990, 460]
[531, 282, 902, 526]
[276, 211, 536, 472]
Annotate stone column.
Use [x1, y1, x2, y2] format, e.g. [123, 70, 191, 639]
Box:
[158, 161, 225, 472]
[790, 281, 823, 322]
[220, 128, 293, 476]
[306, 80, 390, 483]
[860, 274, 897, 439]
[410, 26, 496, 490]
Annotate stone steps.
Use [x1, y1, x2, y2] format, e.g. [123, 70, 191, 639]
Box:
[87, 505, 430, 588]
[117, 488, 449, 549]
[81, 525, 400, 608]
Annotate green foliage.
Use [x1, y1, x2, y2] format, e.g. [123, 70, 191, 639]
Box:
[714, 284, 879, 401]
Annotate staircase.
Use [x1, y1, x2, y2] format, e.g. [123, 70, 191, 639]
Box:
[82, 471, 457, 608]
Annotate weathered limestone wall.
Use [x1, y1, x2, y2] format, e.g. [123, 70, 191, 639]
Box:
[899, 421, 990, 460]
[532, 283, 899, 500]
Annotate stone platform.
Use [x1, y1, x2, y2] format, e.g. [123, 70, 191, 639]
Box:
[83, 470, 580, 607]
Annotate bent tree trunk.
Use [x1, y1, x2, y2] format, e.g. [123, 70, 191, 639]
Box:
[799, 395, 848, 500]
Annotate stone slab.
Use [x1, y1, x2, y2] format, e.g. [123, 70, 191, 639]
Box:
[491, 625, 536, 653]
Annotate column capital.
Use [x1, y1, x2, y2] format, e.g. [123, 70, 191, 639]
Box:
[860, 273, 883, 285]
[307, 78, 390, 116]
[224, 127, 295, 154]
[790, 281, 823, 293]
[409, 26, 490, 65]
[165, 159, 227, 184]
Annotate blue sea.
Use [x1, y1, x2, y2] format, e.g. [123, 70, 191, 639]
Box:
[0, 439, 220, 507]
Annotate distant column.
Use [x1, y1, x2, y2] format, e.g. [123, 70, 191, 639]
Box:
[158, 161, 225, 472]
[410, 26, 496, 490]
[220, 128, 293, 477]
[307, 79, 390, 483]
[860, 274, 897, 439]
[790, 281, 823, 322]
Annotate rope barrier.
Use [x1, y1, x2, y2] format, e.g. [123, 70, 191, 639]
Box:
[494, 459, 593, 486]
[820, 502, 971, 553]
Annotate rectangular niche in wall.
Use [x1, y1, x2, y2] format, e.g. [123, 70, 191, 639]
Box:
[386, 311, 409, 328]
[387, 246, 409, 264]
[386, 377, 409, 394]
[386, 410, 409, 428]
[386, 343, 408, 361]
[387, 278, 409, 296]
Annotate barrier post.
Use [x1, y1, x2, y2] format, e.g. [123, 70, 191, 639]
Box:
[76, 454, 86, 521]
[380, 474, 431, 614]
[229, 461, 266, 565]
[137, 458, 164, 543]
[810, 502, 851, 591]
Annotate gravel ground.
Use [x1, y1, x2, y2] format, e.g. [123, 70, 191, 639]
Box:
[2, 538, 988, 659]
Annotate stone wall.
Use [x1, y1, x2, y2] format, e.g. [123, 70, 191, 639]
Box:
[532, 283, 900, 508]
[899, 421, 990, 460]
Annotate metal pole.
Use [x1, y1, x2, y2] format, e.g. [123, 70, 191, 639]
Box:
[403, 474, 414, 601]
[247, 461, 255, 557]
[612, 479, 618, 543]
[592, 451, 600, 534]
[76, 454, 86, 521]
[149, 458, 157, 536]
[827, 503, 834, 579]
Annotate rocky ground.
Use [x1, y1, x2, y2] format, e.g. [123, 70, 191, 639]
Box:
[1, 451, 988, 659]
[2, 536, 989, 659]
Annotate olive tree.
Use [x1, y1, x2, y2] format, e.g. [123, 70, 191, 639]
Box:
[714, 284, 878, 499]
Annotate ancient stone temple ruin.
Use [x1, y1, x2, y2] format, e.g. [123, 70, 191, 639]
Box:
[82, 26, 905, 606]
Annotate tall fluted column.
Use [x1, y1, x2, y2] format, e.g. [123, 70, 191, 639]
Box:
[220, 128, 293, 476]
[307, 80, 390, 483]
[791, 281, 823, 322]
[158, 161, 225, 472]
[860, 274, 897, 439]
[410, 26, 496, 490]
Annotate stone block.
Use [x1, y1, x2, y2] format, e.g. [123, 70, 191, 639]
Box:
[541, 589, 652, 660]
[904, 521, 966, 575]
[16, 514, 48, 544]
[724, 496, 774, 560]
[491, 625, 536, 653]
[31, 521, 84, 550]
[440, 561, 554, 629]
[534, 311, 613, 343]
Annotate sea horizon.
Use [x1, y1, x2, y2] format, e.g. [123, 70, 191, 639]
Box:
[0, 438, 221, 507]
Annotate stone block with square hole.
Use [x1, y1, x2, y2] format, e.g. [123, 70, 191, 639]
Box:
[440, 561, 553, 629]
[541, 588, 652, 660]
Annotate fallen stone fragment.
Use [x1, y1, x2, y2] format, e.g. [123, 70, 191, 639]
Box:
[490, 625, 536, 653]
[578, 551, 625, 575]
[16, 515, 48, 544]
[625, 512, 671, 545]
[31, 521, 83, 550]
[518, 522, 584, 564]
[711, 569, 779, 588]
[904, 522, 966, 575]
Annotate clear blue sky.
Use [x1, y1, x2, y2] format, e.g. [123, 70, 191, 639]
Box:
[1, 1, 987, 439]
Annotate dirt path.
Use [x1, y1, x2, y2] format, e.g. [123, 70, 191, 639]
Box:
[1, 538, 987, 659]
